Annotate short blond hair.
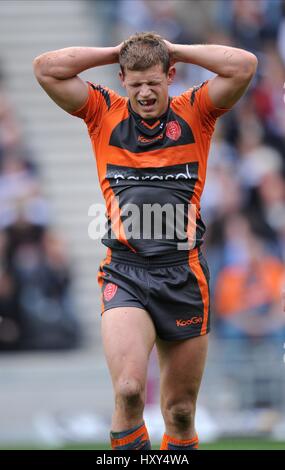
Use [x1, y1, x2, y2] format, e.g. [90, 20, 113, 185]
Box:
[119, 32, 170, 75]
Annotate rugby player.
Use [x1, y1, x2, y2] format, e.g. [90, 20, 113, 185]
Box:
[33, 33, 257, 450]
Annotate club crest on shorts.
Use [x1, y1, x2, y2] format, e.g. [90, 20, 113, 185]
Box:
[104, 282, 118, 301]
[166, 121, 181, 141]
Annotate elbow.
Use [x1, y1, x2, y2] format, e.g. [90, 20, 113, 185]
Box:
[245, 52, 258, 75]
[33, 54, 47, 81]
[33, 53, 55, 81]
[238, 52, 258, 80]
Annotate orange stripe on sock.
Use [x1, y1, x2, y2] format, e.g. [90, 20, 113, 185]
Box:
[160, 432, 199, 450]
[111, 424, 149, 449]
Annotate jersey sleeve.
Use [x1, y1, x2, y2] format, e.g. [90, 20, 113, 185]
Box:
[71, 82, 123, 136]
[179, 80, 231, 133]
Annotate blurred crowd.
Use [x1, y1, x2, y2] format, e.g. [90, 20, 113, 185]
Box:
[95, 0, 285, 343]
[0, 68, 81, 351]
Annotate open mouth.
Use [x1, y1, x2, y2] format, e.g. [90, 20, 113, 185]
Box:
[138, 99, 156, 107]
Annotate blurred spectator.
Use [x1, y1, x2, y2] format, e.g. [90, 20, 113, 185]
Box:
[0, 154, 40, 211]
[251, 45, 285, 157]
[0, 231, 20, 350]
[215, 0, 282, 52]
[277, 0, 285, 65]
[0, 218, 82, 350]
[114, 0, 184, 43]
[214, 214, 285, 339]
[9, 226, 81, 350]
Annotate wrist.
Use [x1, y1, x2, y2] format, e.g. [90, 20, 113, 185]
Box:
[112, 45, 120, 62]
[171, 44, 179, 62]
[113, 43, 123, 63]
[171, 44, 193, 64]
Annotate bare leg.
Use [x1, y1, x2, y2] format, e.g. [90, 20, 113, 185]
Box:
[156, 334, 208, 440]
[102, 306, 156, 431]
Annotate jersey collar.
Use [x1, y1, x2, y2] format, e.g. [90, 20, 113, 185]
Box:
[128, 99, 171, 137]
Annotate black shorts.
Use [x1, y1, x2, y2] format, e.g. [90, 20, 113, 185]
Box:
[97, 248, 210, 341]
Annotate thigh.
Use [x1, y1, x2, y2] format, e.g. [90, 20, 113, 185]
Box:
[102, 306, 156, 387]
[156, 334, 209, 402]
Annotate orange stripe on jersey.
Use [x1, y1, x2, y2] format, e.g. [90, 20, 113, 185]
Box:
[98, 248, 112, 314]
[106, 189, 136, 253]
[141, 119, 160, 129]
[188, 253, 209, 335]
[98, 143, 204, 170]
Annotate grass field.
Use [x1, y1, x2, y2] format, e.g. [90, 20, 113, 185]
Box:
[1, 438, 285, 450]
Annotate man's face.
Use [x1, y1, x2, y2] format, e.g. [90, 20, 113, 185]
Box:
[120, 63, 175, 119]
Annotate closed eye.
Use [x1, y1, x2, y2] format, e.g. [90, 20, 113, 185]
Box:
[130, 82, 160, 87]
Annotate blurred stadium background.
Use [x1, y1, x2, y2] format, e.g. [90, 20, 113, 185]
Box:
[0, 0, 284, 450]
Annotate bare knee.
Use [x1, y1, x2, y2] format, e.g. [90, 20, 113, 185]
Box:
[163, 400, 196, 433]
[115, 377, 145, 414]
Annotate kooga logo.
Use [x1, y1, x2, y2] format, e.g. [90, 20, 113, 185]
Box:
[176, 317, 202, 327]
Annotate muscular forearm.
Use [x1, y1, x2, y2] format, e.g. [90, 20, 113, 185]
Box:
[171, 44, 257, 78]
[33, 46, 119, 80]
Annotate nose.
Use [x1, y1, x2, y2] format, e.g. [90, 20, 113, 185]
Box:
[139, 84, 151, 97]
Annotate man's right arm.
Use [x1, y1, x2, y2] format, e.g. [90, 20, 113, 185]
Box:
[33, 46, 121, 113]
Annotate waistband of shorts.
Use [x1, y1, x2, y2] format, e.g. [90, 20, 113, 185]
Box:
[105, 247, 201, 267]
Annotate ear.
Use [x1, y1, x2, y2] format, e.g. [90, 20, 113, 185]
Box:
[167, 66, 176, 85]
[119, 70, 125, 88]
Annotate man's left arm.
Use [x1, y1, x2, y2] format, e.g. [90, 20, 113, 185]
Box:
[166, 42, 258, 109]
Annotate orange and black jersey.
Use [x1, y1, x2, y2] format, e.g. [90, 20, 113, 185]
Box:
[72, 80, 229, 256]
